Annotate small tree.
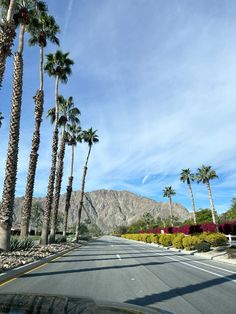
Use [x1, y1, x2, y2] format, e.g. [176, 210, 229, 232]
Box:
[163, 186, 176, 227]
[180, 168, 197, 224]
[196, 165, 218, 224]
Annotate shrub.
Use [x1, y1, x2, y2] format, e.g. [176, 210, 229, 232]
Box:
[10, 236, 35, 251]
[182, 235, 201, 250]
[172, 233, 185, 249]
[204, 233, 227, 247]
[150, 234, 160, 244]
[55, 235, 67, 243]
[159, 234, 172, 247]
[195, 242, 211, 252]
[145, 235, 152, 243]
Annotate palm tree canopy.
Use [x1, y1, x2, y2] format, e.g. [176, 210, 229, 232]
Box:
[82, 128, 99, 147]
[65, 123, 82, 146]
[195, 165, 218, 184]
[180, 168, 195, 184]
[44, 50, 74, 83]
[28, 12, 60, 48]
[46, 95, 80, 127]
[0, 112, 4, 128]
[0, 0, 47, 26]
[163, 186, 176, 198]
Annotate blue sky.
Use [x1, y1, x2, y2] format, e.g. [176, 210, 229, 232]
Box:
[1, 0, 236, 214]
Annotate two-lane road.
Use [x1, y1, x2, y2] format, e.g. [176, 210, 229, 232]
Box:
[1, 236, 236, 313]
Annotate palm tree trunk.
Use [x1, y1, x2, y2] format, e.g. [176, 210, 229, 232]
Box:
[49, 125, 66, 243]
[0, 1, 16, 88]
[188, 182, 197, 224]
[40, 75, 59, 245]
[75, 145, 91, 241]
[169, 197, 174, 227]
[6, 0, 16, 21]
[206, 180, 217, 225]
[63, 145, 74, 237]
[0, 24, 25, 251]
[20, 47, 44, 238]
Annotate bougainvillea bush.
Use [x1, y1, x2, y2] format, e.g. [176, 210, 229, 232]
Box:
[139, 220, 236, 235]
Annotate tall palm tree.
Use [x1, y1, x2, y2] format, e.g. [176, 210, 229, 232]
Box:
[0, 112, 3, 127]
[63, 123, 82, 238]
[180, 168, 197, 224]
[0, 0, 16, 88]
[75, 128, 99, 242]
[0, 0, 47, 251]
[47, 96, 80, 243]
[195, 165, 218, 225]
[20, 12, 59, 238]
[40, 51, 74, 245]
[163, 186, 176, 227]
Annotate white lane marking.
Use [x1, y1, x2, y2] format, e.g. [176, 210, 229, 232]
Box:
[132, 242, 236, 275]
[116, 254, 122, 260]
[174, 255, 236, 274]
[156, 254, 236, 283]
[131, 278, 135, 281]
[129, 242, 236, 281]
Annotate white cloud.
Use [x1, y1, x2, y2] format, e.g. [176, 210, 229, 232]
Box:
[1, 0, 236, 213]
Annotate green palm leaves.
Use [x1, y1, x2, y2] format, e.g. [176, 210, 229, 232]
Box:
[195, 165, 218, 184]
[44, 50, 74, 84]
[28, 12, 60, 48]
[82, 127, 99, 147]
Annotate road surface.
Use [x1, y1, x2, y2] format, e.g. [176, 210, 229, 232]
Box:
[0, 236, 236, 313]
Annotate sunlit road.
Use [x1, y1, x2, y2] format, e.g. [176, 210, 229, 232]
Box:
[1, 236, 236, 313]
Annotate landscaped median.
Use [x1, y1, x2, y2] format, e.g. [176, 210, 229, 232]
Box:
[121, 232, 230, 253]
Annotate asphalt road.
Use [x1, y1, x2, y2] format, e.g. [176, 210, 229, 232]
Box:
[0, 236, 236, 313]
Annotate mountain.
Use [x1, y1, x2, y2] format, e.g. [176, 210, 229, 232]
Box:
[13, 189, 190, 233]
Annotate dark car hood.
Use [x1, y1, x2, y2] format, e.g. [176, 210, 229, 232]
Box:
[0, 293, 171, 313]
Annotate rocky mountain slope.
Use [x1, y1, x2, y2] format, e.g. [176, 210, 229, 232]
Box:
[13, 189, 190, 233]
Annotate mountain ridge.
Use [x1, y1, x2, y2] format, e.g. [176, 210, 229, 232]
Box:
[13, 189, 190, 233]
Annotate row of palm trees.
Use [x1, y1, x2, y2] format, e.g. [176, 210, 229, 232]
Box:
[0, 0, 99, 251]
[163, 165, 218, 227]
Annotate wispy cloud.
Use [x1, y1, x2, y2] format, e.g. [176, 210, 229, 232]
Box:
[1, 0, 236, 214]
[63, 0, 74, 37]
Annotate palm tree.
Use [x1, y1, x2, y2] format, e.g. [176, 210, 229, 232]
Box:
[20, 12, 59, 238]
[180, 168, 197, 224]
[195, 165, 218, 225]
[163, 186, 176, 227]
[0, 0, 16, 88]
[63, 123, 82, 238]
[75, 128, 99, 242]
[0, 0, 47, 251]
[47, 96, 80, 243]
[0, 112, 3, 127]
[40, 51, 74, 245]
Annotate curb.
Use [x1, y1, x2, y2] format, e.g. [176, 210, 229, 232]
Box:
[0, 245, 80, 286]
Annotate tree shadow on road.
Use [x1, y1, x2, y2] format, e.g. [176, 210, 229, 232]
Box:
[21, 260, 179, 278]
[125, 274, 236, 306]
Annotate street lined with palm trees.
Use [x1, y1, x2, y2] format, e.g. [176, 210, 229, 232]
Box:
[0, 236, 235, 314]
[0, 1, 99, 250]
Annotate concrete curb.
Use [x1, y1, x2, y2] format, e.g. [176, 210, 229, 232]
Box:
[0, 245, 80, 285]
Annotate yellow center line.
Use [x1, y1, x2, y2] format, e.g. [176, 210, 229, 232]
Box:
[0, 248, 75, 287]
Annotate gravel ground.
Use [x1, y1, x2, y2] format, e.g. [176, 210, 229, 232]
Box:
[0, 243, 80, 273]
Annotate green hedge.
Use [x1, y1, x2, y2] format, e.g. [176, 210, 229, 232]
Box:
[122, 232, 228, 250]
